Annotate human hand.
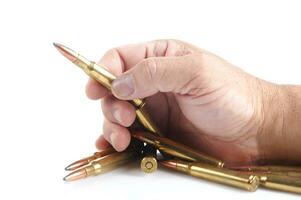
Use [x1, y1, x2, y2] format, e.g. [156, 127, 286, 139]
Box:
[86, 39, 292, 166]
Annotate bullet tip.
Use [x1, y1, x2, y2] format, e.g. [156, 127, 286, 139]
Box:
[160, 160, 177, 169]
[63, 168, 87, 182]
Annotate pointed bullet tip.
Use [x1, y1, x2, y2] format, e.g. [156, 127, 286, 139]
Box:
[53, 42, 59, 47]
[63, 169, 87, 182]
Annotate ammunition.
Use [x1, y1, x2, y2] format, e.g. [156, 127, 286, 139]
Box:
[161, 159, 259, 191]
[141, 156, 158, 173]
[259, 174, 301, 194]
[132, 131, 224, 167]
[63, 151, 137, 181]
[140, 145, 158, 173]
[230, 165, 301, 178]
[53, 43, 162, 137]
[65, 147, 115, 171]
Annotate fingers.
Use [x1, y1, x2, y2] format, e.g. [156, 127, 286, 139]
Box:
[101, 95, 136, 127]
[86, 79, 109, 100]
[95, 135, 110, 150]
[86, 40, 196, 100]
[102, 119, 131, 152]
[112, 54, 203, 99]
[97, 96, 136, 151]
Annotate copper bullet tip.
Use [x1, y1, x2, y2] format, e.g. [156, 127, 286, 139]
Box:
[63, 168, 87, 182]
[53, 42, 77, 63]
[65, 159, 89, 171]
[64, 148, 115, 171]
[160, 160, 177, 169]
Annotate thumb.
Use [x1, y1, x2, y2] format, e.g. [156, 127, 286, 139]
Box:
[111, 53, 202, 99]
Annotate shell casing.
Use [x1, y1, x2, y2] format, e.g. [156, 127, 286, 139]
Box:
[259, 174, 301, 194]
[56, 43, 162, 137]
[65, 147, 116, 171]
[132, 131, 224, 167]
[86, 151, 137, 176]
[91, 62, 162, 136]
[231, 165, 301, 178]
[140, 144, 158, 173]
[163, 159, 259, 192]
[141, 156, 158, 173]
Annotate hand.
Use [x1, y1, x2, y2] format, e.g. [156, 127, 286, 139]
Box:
[86, 39, 295, 166]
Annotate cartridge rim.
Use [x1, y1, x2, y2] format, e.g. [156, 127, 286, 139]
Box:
[141, 156, 158, 173]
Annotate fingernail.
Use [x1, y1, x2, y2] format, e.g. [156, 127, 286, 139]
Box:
[113, 109, 123, 124]
[109, 132, 118, 148]
[112, 74, 135, 98]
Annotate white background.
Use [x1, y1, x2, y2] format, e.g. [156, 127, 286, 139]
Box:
[0, 0, 300, 199]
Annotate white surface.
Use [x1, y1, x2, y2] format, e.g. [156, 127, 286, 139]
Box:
[0, 0, 300, 199]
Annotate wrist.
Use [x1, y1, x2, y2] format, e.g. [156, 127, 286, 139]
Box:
[257, 82, 301, 163]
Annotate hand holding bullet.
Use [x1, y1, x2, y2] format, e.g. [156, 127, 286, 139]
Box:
[55, 43, 301, 194]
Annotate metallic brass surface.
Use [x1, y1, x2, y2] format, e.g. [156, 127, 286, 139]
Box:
[63, 151, 137, 181]
[141, 156, 158, 173]
[65, 147, 115, 171]
[230, 165, 301, 178]
[132, 131, 224, 167]
[161, 159, 259, 192]
[53, 43, 162, 137]
[140, 144, 158, 173]
[259, 174, 301, 194]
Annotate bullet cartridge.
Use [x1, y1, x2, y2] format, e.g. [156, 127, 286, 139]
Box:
[141, 156, 158, 173]
[140, 144, 158, 173]
[65, 147, 115, 171]
[63, 151, 137, 181]
[161, 159, 259, 192]
[230, 165, 301, 178]
[259, 174, 301, 194]
[53, 43, 162, 137]
[132, 131, 224, 167]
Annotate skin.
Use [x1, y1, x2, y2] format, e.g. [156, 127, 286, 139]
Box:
[86, 39, 301, 166]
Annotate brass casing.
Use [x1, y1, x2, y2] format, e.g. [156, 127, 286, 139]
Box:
[141, 156, 158, 173]
[86, 151, 136, 176]
[55, 44, 162, 136]
[165, 159, 259, 192]
[258, 174, 301, 194]
[80, 58, 162, 136]
[132, 132, 224, 167]
[233, 165, 301, 178]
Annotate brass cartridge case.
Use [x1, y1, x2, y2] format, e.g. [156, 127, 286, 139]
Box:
[85, 151, 136, 176]
[141, 156, 158, 173]
[140, 145, 158, 173]
[161, 159, 259, 192]
[65, 147, 115, 171]
[54, 43, 162, 136]
[231, 165, 301, 178]
[259, 174, 301, 194]
[132, 131, 224, 167]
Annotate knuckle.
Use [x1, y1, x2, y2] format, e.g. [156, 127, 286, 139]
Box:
[140, 58, 158, 83]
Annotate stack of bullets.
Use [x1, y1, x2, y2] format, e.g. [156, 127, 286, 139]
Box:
[54, 43, 301, 195]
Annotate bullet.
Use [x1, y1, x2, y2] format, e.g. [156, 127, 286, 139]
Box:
[230, 165, 301, 178]
[63, 151, 137, 182]
[132, 131, 224, 167]
[141, 156, 158, 173]
[161, 159, 259, 192]
[140, 145, 158, 173]
[258, 174, 301, 194]
[53, 43, 163, 137]
[65, 147, 115, 171]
